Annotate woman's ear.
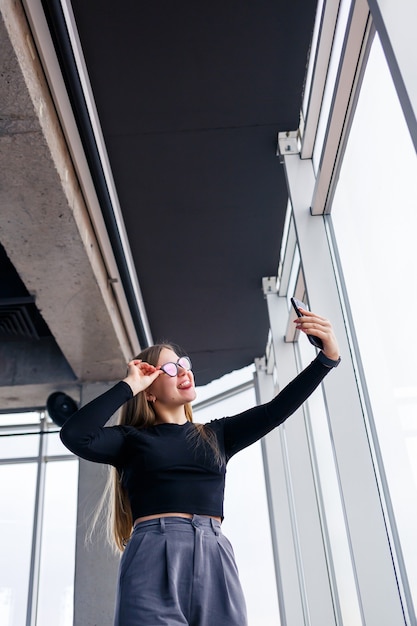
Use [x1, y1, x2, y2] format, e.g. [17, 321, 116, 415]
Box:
[146, 394, 156, 403]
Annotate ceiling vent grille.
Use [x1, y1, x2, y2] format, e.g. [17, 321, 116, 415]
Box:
[0, 297, 40, 341]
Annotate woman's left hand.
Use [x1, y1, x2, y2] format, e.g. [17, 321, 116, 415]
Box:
[294, 308, 340, 361]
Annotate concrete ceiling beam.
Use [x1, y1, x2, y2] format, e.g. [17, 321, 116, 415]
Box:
[0, 0, 134, 403]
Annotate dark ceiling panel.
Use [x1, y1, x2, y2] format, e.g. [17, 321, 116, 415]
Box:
[67, 0, 316, 384]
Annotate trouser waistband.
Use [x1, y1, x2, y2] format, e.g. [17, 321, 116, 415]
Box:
[133, 514, 221, 535]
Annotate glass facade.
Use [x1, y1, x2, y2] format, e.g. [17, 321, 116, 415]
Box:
[0, 415, 78, 626]
[258, 4, 417, 623]
[194, 375, 280, 626]
[297, 316, 363, 625]
[332, 32, 417, 610]
[0, 463, 37, 626]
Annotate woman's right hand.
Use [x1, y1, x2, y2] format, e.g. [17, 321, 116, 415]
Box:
[122, 359, 162, 396]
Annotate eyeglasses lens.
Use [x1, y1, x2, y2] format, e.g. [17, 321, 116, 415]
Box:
[178, 356, 191, 371]
[161, 356, 192, 377]
[161, 363, 176, 376]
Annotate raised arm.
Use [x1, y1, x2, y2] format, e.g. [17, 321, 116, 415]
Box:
[60, 359, 162, 464]
[221, 309, 340, 459]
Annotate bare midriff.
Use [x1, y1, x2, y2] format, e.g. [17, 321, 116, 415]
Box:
[134, 512, 222, 527]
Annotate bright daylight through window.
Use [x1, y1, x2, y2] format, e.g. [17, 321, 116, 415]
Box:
[0, 413, 78, 626]
[332, 33, 417, 606]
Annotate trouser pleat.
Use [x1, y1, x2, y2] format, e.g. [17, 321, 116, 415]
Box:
[114, 515, 247, 626]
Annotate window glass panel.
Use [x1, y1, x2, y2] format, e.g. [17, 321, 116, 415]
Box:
[0, 412, 40, 427]
[0, 463, 37, 626]
[287, 243, 300, 300]
[0, 434, 40, 459]
[313, 0, 352, 170]
[194, 379, 280, 626]
[45, 431, 73, 457]
[302, 0, 324, 119]
[37, 460, 78, 626]
[332, 34, 417, 609]
[297, 335, 362, 625]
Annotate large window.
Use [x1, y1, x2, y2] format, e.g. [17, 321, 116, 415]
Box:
[194, 370, 280, 626]
[0, 412, 78, 626]
[332, 33, 417, 611]
[287, 262, 363, 625]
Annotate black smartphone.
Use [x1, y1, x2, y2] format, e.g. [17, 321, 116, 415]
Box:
[290, 297, 323, 350]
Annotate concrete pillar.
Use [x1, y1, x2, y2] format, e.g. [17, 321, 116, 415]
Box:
[73, 383, 120, 626]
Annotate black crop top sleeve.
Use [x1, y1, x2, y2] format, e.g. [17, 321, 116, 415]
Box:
[219, 353, 334, 460]
[60, 381, 133, 465]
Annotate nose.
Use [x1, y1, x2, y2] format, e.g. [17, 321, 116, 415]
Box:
[177, 364, 187, 376]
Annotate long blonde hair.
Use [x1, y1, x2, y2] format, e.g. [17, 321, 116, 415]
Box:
[92, 343, 221, 552]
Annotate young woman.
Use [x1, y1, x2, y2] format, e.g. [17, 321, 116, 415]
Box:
[60, 307, 340, 626]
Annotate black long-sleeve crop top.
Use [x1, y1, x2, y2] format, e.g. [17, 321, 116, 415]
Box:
[60, 353, 337, 520]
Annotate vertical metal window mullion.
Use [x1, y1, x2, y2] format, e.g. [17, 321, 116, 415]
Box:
[279, 424, 312, 625]
[25, 414, 47, 626]
[301, 388, 345, 626]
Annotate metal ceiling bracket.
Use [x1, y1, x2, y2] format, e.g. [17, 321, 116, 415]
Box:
[277, 130, 301, 163]
[262, 276, 278, 297]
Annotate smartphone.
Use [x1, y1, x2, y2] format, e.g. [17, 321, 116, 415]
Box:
[290, 297, 323, 350]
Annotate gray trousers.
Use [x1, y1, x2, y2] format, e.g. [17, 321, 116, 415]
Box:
[114, 515, 248, 626]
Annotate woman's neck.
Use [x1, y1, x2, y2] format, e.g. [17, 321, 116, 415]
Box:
[153, 404, 188, 425]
